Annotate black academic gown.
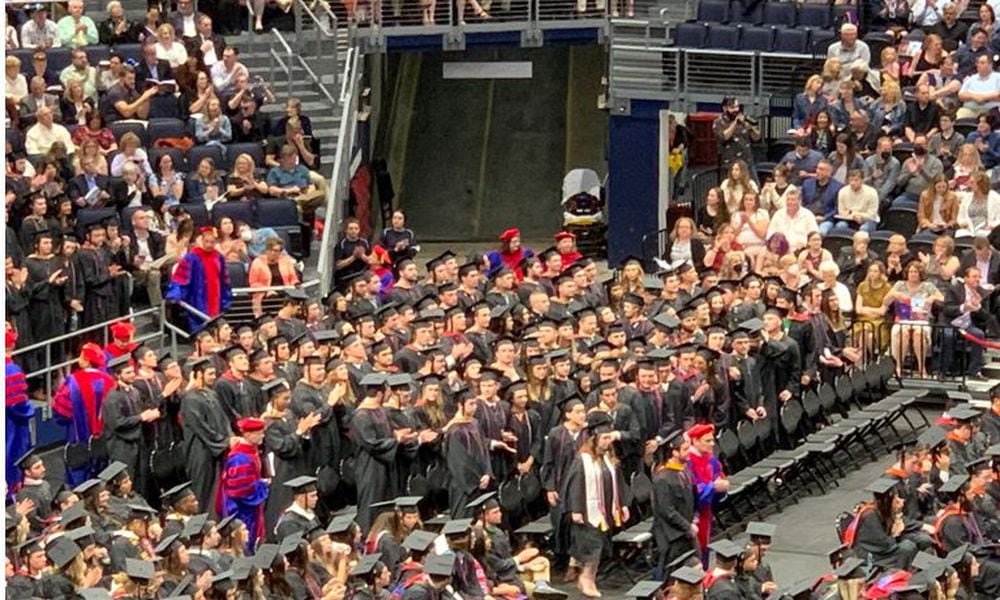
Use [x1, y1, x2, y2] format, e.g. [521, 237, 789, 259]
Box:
[705, 572, 744, 600]
[263, 412, 312, 533]
[475, 397, 511, 482]
[75, 245, 115, 328]
[103, 384, 145, 486]
[851, 507, 916, 569]
[214, 373, 254, 429]
[290, 381, 342, 502]
[180, 387, 233, 516]
[444, 419, 493, 519]
[351, 406, 401, 531]
[757, 335, 801, 441]
[652, 464, 697, 572]
[541, 425, 586, 557]
[24, 255, 65, 353]
[386, 405, 421, 498]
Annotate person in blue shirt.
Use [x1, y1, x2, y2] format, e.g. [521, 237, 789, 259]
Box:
[800, 159, 843, 223]
[266, 144, 322, 213]
[792, 75, 828, 131]
[966, 114, 1000, 168]
[778, 136, 824, 185]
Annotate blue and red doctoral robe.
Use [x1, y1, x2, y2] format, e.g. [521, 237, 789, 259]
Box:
[6, 358, 35, 495]
[52, 368, 116, 486]
[166, 247, 232, 332]
[687, 449, 725, 567]
[103, 341, 138, 370]
[217, 442, 269, 553]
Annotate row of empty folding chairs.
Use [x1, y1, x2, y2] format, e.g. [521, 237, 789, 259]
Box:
[674, 21, 837, 53]
[695, 0, 857, 30]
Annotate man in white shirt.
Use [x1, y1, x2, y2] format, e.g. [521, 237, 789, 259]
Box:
[824, 169, 879, 235]
[766, 188, 818, 251]
[957, 53, 1000, 118]
[193, 15, 225, 68]
[210, 46, 249, 96]
[827, 24, 871, 67]
[910, 0, 947, 28]
[19, 6, 60, 49]
[25, 106, 76, 155]
[56, 0, 98, 48]
[168, 0, 205, 39]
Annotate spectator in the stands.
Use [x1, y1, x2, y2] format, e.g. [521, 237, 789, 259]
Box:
[967, 116, 1000, 169]
[275, 98, 313, 137]
[697, 187, 728, 237]
[226, 153, 269, 201]
[730, 191, 769, 259]
[18, 76, 58, 124]
[778, 136, 822, 186]
[957, 54, 1000, 119]
[27, 49, 59, 87]
[25, 106, 75, 156]
[955, 27, 991, 77]
[98, 53, 126, 93]
[5, 56, 27, 104]
[800, 159, 842, 223]
[67, 155, 113, 207]
[4, 14, 15, 49]
[760, 164, 796, 213]
[59, 80, 94, 127]
[915, 174, 959, 241]
[819, 57, 842, 103]
[57, 0, 98, 47]
[662, 216, 704, 266]
[149, 153, 185, 209]
[828, 133, 866, 185]
[128, 208, 167, 306]
[870, 81, 906, 139]
[110, 132, 152, 177]
[155, 24, 188, 69]
[136, 41, 174, 90]
[60, 49, 99, 101]
[186, 157, 226, 205]
[919, 235, 959, 289]
[191, 15, 225, 68]
[975, 4, 998, 42]
[910, 34, 945, 77]
[767, 188, 818, 252]
[830, 80, 866, 132]
[224, 73, 274, 115]
[904, 84, 940, 142]
[848, 109, 879, 156]
[809, 109, 836, 155]
[827, 23, 870, 67]
[19, 5, 60, 49]
[266, 118, 317, 171]
[792, 75, 827, 132]
[120, 161, 148, 207]
[168, 0, 205, 40]
[334, 217, 372, 284]
[713, 96, 760, 175]
[929, 112, 962, 172]
[893, 135, 943, 208]
[72, 138, 110, 176]
[249, 237, 300, 314]
[132, 5, 161, 45]
[99, 1, 133, 46]
[71, 112, 117, 156]
[719, 160, 758, 214]
[952, 143, 984, 192]
[910, 0, 944, 28]
[194, 97, 233, 146]
[875, 0, 910, 31]
[864, 136, 900, 208]
[232, 94, 270, 143]
[836, 230, 879, 289]
[267, 145, 322, 210]
[105, 65, 157, 123]
[958, 234, 1000, 287]
[956, 170, 1000, 238]
[929, 2, 967, 52]
[181, 70, 217, 116]
[878, 46, 902, 88]
[826, 169, 879, 235]
[210, 46, 248, 96]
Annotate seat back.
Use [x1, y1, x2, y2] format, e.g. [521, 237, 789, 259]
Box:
[728, 0, 763, 24]
[180, 203, 211, 227]
[696, 0, 730, 23]
[84, 46, 111, 68]
[224, 142, 266, 171]
[109, 121, 148, 147]
[149, 147, 188, 174]
[187, 145, 226, 175]
[147, 118, 189, 144]
[227, 261, 249, 288]
[76, 207, 119, 233]
[255, 198, 300, 227]
[706, 24, 741, 49]
[780, 399, 804, 440]
[834, 375, 853, 406]
[148, 94, 182, 120]
[47, 47, 73, 73]
[763, 2, 797, 26]
[883, 207, 917, 236]
[212, 201, 256, 228]
[716, 428, 743, 470]
[822, 229, 855, 256]
[739, 25, 774, 51]
[737, 420, 758, 454]
[808, 29, 836, 56]
[674, 23, 708, 48]
[802, 390, 822, 421]
[798, 3, 831, 28]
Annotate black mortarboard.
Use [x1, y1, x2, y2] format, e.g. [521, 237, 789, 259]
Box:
[126, 557, 156, 581]
[424, 552, 457, 577]
[350, 552, 383, 578]
[441, 518, 473, 536]
[948, 405, 982, 422]
[403, 530, 438, 553]
[73, 478, 104, 498]
[46, 537, 82, 569]
[835, 556, 866, 579]
[222, 345, 247, 361]
[326, 513, 355, 535]
[360, 372, 388, 388]
[387, 373, 413, 389]
[746, 521, 776, 541]
[254, 544, 279, 569]
[182, 513, 209, 540]
[97, 461, 128, 483]
[60, 502, 87, 526]
[586, 411, 615, 434]
[216, 514, 238, 536]
[210, 571, 235, 591]
[156, 349, 177, 368]
[709, 539, 745, 560]
[938, 474, 968, 495]
[466, 491, 499, 513]
[285, 475, 318, 494]
[764, 306, 788, 318]
[642, 275, 664, 291]
[652, 313, 680, 330]
[479, 367, 504, 382]
[696, 347, 720, 362]
[625, 581, 663, 599]
[284, 287, 310, 302]
[279, 532, 303, 556]
[188, 357, 212, 373]
[738, 317, 765, 334]
[154, 534, 183, 556]
[262, 378, 290, 398]
[670, 566, 704, 585]
[490, 304, 513, 320]
[778, 578, 816, 600]
[987, 443, 1000, 458]
[966, 457, 991, 473]
[14, 449, 43, 470]
[313, 329, 341, 344]
[866, 478, 900, 495]
[917, 426, 946, 449]
[65, 525, 97, 547]
[108, 354, 131, 372]
[911, 552, 946, 579]
[623, 293, 644, 307]
[161, 481, 195, 504]
[302, 353, 325, 366]
[231, 557, 257, 582]
[647, 347, 676, 362]
[127, 503, 158, 520]
[16, 536, 44, 556]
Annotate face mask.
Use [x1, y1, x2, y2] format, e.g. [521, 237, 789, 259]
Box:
[913, 146, 927, 156]
[240, 230, 253, 242]
[880, 151, 891, 160]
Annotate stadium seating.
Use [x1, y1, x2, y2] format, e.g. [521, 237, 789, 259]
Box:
[224, 143, 267, 172]
[706, 24, 741, 49]
[674, 22, 708, 48]
[762, 2, 796, 27]
[211, 199, 256, 227]
[147, 118, 189, 144]
[187, 145, 226, 173]
[729, 1, 764, 25]
[797, 3, 831, 28]
[109, 121, 148, 147]
[739, 26, 775, 52]
[774, 27, 809, 54]
[149, 147, 188, 173]
[696, 0, 730, 23]
[882, 207, 918, 236]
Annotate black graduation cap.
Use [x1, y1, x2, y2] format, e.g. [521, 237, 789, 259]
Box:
[46, 537, 82, 569]
[459, 261, 480, 277]
[966, 457, 991, 474]
[14, 449, 43, 470]
[387, 373, 413, 389]
[777, 578, 816, 600]
[441, 518, 473, 537]
[221, 345, 248, 362]
[360, 372, 388, 389]
[738, 317, 765, 334]
[642, 275, 665, 291]
[98, 461, 128, 483]
[943, 543, 970, 566]
[659, 429, 685, 450]
[987, 443, 1000, 458]
[350, 552, 383, 578]
[73, 478, 104, 498]
[917, 426, 946, 449]
[161, 481, 195, 505]
[746, 521, 776, 542]
[108, 354, 131, 372]
[835, 556, 866, 579]
[78, 590, 112, 600]
[948, 405, 982, 422]
[154, 534, 183, 556]
[326, 513, 356, 535]
[279, 532, 303, 556]
[210, 571, 235, 591]
[651, 313, 680, 331]
[865, 478, 900, 496]
[302, 353, 325, 366]
[586, 411, 615, 434]
[126, 557, 156, 581]
[424, 552, 456, 577]
[283, 287, 310, 302]
[938, 474, 969, 495]
[231, 557, 257, 582]
[285, 475, 318, 494]
[313, 329, 341, 344]
[911, 552, 946, 580]
[709, 539, 745, 560]
[402, 530, 437, 553]
[764, 306, 788, 318]
[466, 491, 499, 513]
[262, 378, 290, 398]
[156, 349, 177, 369]
[215, 514, 238, 537]
[60, 502, 88, 526]
[489, 304, 513, 320]
[696, 346, 720, 362]
[182, 513, 209, 540]
[622, 293, 644, 307]
[479, 367, 505, 382]
[187, 357, 212, 373]
[625, 581, 663, 599]
[16, 536, 44, 557]
[670, 566, 704, 586]
[502, 380, 528, 399]
[254, 544, 280, 569]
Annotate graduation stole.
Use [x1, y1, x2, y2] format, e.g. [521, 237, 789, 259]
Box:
[580, 452, 621, 531]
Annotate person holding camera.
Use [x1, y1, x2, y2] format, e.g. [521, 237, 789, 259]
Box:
[713, 96, 761, 177]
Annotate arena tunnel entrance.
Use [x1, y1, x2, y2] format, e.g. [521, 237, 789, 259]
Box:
[374, 44, 607, 242]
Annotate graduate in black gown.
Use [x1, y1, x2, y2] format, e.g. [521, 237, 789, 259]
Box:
[563, 412, 630, 598]
[290, 355, 343, 515]
[651, 430, 697, 578]
[444, 392, 496, 519]
[474, 367, 515, 483]
[541, 397, 588, 569]
[75, 223, 117, 332]
[351, 373, 416, 532]
[274, 476, 322, 541]
[103, 356, 159, 492]
[262, 378, 319, 533]
[180, 358, 234, 516]
[757, 306, 801, 443]
[214, 346, 254, 428]
[503, 380, 544, 524]
[845, 478, 917, 570]
[23, 232, 66, 367]
[5, 258, 34, 357]
[704, 539, 748, 600]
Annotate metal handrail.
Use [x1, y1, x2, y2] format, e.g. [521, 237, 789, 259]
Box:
[10, 307, 160, 357]
[230, 280, 320, 295]
[268, 29, 295, 98]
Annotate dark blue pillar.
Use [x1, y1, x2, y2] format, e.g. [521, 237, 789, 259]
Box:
[607, 100, 665, 266]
